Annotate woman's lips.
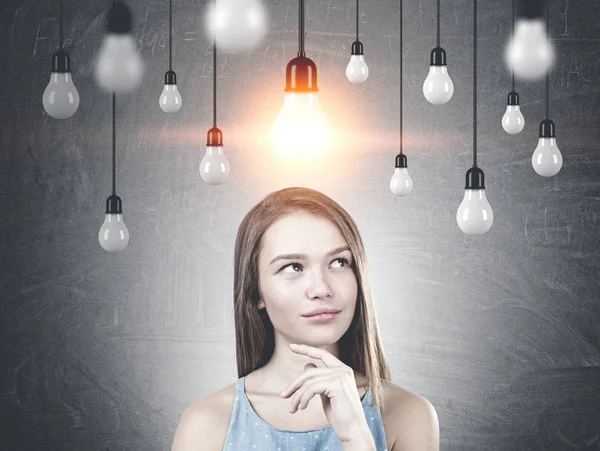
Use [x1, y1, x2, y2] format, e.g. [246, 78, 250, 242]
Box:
[303, 311, 340, 323]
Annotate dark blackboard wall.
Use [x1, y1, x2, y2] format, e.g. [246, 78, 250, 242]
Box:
[1, 0, 599, 450]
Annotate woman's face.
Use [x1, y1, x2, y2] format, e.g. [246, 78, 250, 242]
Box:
[256, 212, 358, 346]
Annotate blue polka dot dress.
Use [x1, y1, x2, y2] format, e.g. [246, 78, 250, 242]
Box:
[222, 376, 389, 451]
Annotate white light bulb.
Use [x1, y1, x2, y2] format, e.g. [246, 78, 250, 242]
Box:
[199, 146, 231, 185]
[98, 213, 130, 252]
[502, 105, 525, 134]
[206, 0, 268, 53]
[270, 92, 332, 167]
[159, 84, 182, 113]
[389, 168, 413, 196]
[43, 72, 80, 119]
[506, 19, 554, 81]
[346, 54, 369, 83]
[423, 65, 454, 105]
[95, 34, 144, 94]
[456, 189, 494, 235]
[532, 137, 562, 177]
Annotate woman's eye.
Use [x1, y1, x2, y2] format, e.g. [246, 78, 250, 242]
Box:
[280, 257, 350, 273]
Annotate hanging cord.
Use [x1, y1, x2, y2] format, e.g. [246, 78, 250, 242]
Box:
[356, 0, 359, 42]
[112, 92, 116, 195]
[436, 0, 440, 47]
[213, 0, 217, 128]
[59, 0, 64, 49]
[298, 0, 305, 56]
[545, 0, 549, 119]
[400, 0, 403, 154]
[473, 0, 477, 168]
[511, 0, 515, 91]
[169, 0, 172, 70]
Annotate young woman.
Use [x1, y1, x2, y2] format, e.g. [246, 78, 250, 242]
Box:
[171, 187, 439, 451]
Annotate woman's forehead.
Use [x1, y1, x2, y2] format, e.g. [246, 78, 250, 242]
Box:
[261, 214, 348, 257]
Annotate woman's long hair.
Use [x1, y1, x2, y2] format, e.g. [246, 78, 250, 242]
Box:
[233, 187, 391, 412]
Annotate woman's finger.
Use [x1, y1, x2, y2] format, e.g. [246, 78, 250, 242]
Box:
[289, 343, 346, 368]
[289, 374, 342, 413]
[280, 366, 349, 398]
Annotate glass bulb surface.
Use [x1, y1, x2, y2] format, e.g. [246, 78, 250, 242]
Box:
[43, 72, 80, 119]
[159, 84, 182, 113]
[456, 189, 494, 235]
[199, 145, 231, 185]
[95, 34, 144, 94]
[98, 213, 130, 252]
[206, 0, 267, 53]
[389, 167, 413, 196]
[270, 92, 332, 168]
[346, 54, 369, 83]
[532, 137, 563, 177]
[506, 19, 555, 80]
[423, 65, 454, 105]
[502, 105, 525, 134]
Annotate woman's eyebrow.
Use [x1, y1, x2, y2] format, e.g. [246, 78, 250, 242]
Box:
[269, 245, 351, 267]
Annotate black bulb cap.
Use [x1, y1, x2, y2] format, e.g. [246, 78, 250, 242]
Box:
[285, 56, 318, 92]
[518, 0, 545, 19]
[107, 1, 132, 34]
[507, 91, 520, 106]
[207, 127, 223, 146]
[430, 47, 447, 66]
[351, 41, 364, 55]
[164, 70, 177, 85]
[105, 194, 123, 214]
[395, 153, 408, 168]
[51, 50, 71, 73]
[539, 119, 556, 138]
[465, 166, 486, 189]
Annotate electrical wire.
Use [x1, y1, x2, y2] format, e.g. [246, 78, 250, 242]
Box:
[298, 0, 305, 56]
[473, 0, 477, 168]
[213, 0, 217, 128]
[400, 0, 403, 154]
[112, 92, 116, 195]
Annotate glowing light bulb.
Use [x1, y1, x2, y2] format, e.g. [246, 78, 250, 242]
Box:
[502, 91, 525, 134]
[389, 154, 412, 196]
[199, 128, 230, 185]
[532, 119, 562, 177]
[95, 2, 144, 94]
[456, 167, 493, 235]
[506, 18, 554, 81]
[98, 195, 129, 252]
[206, 0, 268, 53]
[346, 41, 369, 83]
[43, 50, 80, 119]
[271, 92, 332, 167]
[423, 47, 454, 105]
[159, 71, 182, 113]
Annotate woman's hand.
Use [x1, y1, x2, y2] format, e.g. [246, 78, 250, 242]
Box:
[279, 343, 375, 447]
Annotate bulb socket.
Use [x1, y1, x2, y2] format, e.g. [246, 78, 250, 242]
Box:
[507, 91, 520, 106]
[51, 50, 71, 73]
[539, 119, 556, 138]
[105, 194, 123, 214]
[206, 127, 223, 146]
[465, 166, 486, 189]
[395, 153, 408, 168]
[284, 56, 318, 92]
[518, 0, 545, 19]
[430, 47, 447, 66]
[164, 70, 177, 85]
[107, 1, 132, 34]
[351, 41, 364, 55]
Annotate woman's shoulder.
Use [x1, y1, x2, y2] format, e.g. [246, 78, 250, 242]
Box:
[171, 380, 238, 451]
[380, 380, 440, 451]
